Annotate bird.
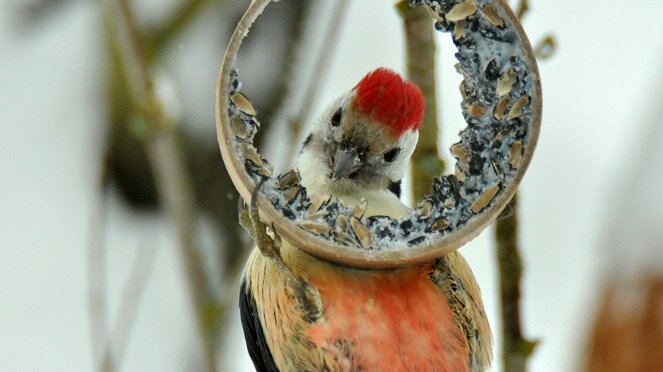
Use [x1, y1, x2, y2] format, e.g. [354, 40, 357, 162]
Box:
[239, 67, 492, 372]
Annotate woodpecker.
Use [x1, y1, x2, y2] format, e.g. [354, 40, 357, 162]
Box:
[239, 68, 492, 372]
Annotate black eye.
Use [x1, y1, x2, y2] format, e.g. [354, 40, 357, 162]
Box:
[383, 148, 401, 162]
[331, 108, 342, 127]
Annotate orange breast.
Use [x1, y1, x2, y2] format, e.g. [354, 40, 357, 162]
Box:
[304, 265, 469, 371]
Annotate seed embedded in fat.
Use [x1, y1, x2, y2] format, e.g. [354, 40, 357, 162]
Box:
[282, 186, 300, 204]
[257, 166, 272, 177]
[419, 200, 433, 219]
[446, 0, 478, 22]
[276, 168, 301, 190]
[307, 210, 329, 221]
[466, 103, 487, 118]
[230, 92, 257, 116]
[494, 95, 510, 120]
[239, 143, 262, 166]
[450, 143, 470, 162]
[482, 4, 504, 28]
[332, 230, 356, 246]
[508, 95, 530, 120]
[496, 68, 518, 97]
[350, 217, 373, 249]
[471, 183, 501, 213]
[298, 220, 330, 235]
[430, 218, 450, 232]
[491, 160, 504, 180]
[336, 214, 349, 232]
[453, 20, 468, 40]
[509, 141, 523, 169]
[352, 199, 368, 219]
[308, 193, 329, 214]
[231, 117, 248, 139]
[455, 164, 467, 182]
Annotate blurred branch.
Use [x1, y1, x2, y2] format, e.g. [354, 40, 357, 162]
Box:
[494, 194, 538, 372]
[534, 34, 557, 60]
[100, 243, 158, 372]
[103, 0, 220, 370]
[283, 0, 350, 164]
[514, 0, 529, 20]
[396, 1, 444, 202]
[150, 0, 212, 57]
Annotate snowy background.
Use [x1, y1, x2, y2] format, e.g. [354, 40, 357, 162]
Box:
[1, 0, 662, 371]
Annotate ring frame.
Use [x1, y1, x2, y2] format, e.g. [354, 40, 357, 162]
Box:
[215, 0, 541, 269]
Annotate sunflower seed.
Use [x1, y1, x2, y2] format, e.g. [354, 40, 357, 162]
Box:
[471, 183, 501, 213]
[491, 161, 505, 180]
[282, 186, 300, 204]
[467, 103, 487, 118]
[332, 230, 356, 246]
[352, 199, 368, 219]
[494, 95, 510, 120]
[507, 95, 530, 120]
[509, 141, 523, 169]
[231, 117, 248, 139]
[336, 214, 349, 232]
[482, 4, 504, 28]
[430, 218, 450, 232]
[450, 143, 470, 162]
[419, 200, 433, 219]
[230, 92, 257, 116]
[446, 0, 477, 22]
[308, 193, 329, 214]
[298, 220, 330, 235]
[239, 143, 262, 166]
[496, 68, 518, 97]
[453, 19, 468, 39]
[276, 169, 301, 190]
[307, 210, 329, 221]
[455, 164, 467, 182]
[350, 217, 373, 249]
[256, 166, 272, 177]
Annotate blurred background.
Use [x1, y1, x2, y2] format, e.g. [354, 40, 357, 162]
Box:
[1, 0, 662, 371]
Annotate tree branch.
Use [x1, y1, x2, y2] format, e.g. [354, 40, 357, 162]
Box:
[495, 193, 538, 372]
[396, 1, 444, 202]
[103, 0, 220, 370]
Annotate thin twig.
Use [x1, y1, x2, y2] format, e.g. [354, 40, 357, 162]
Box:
[514, 0, 529, 20]
[104, 0, 220, 370]
[396, 1, 444, 202]
[100, 243, 159, 372]
[494, 194, 538, 372]
[284, 0, 351, 164]
[534, 34, 557, 60]
[150, 0, 212, 56]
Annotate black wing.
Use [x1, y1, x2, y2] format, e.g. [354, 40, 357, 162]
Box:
[239, 280, 280, 372]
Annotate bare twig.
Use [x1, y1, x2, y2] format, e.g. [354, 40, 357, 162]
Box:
[150, 0, 212, 56]
[104, 0, 220, 370]
[494, 193, 538, 372]
[396, 1, 444, 202]
[514, 0, 529, 20]
[100, 243, 158, 372]
[283, 0, 351, 164]
[534, 34, 557, 60]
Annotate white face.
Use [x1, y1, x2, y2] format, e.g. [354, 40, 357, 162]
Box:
[296, 92, 419, 197]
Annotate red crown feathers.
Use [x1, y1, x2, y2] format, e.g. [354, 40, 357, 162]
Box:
[351, 68, 425, 137]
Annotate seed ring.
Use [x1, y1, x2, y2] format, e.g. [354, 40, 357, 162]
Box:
[215, 0, 541, 268]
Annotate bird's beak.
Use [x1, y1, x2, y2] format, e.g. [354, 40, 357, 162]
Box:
[332, 147, 361, 181]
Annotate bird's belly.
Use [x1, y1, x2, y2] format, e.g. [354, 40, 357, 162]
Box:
[304, 265, 469, 372]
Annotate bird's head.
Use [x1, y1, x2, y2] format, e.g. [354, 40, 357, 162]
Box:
[296, 68, 425, 197]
